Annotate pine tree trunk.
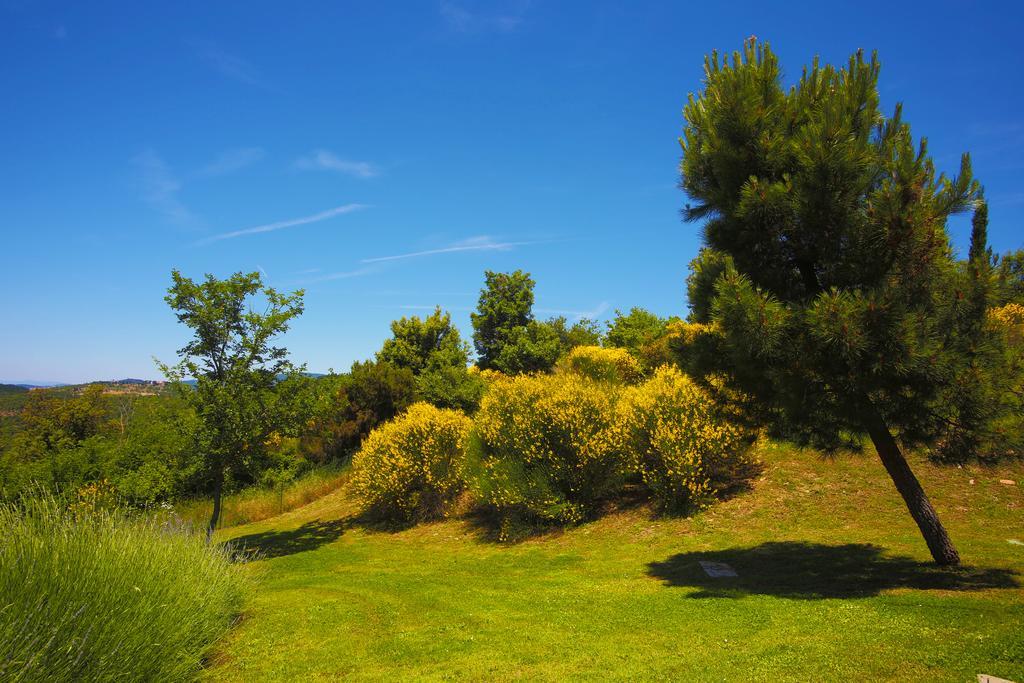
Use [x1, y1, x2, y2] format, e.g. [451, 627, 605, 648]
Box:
[206, 472, 223, 545]
[860, 398, 960, 566]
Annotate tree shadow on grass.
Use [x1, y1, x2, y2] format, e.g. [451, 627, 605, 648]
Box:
[647, 542, 1020, 599]
[224, 519, 349, 561]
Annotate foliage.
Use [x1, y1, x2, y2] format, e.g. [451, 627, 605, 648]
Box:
[377, 306, 470, 374]
[679, 39, 985, 564]
[490, 320, 563, 375]
[19, 383, 108, 451]
[374, 305, 484, 413]
[416, 364, 486, 413]
[927, 206, 1023, 463]
[604, 307, 679, 372]
[352, 402, 471, 521]
[328, 360, 417, 456]
[0, 496, 242, 682]
[471, 270, 536, 370]
[616, 366, 756, 512]
[469, 373, 622, 525]
[470, 270, 602, 375]
[544, 316, 603, 350]
[561, 345, 643, 385]
[997, 248, 1024, 305]
[0, 389, 201, 504]
[159, 269, 309, 539]
[932, 302, 1024, 461]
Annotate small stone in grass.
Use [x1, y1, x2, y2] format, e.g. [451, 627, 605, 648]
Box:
[977, 674, 1016, 683]
[1009, 539, 1024, 546]
[999, 479, 1016, 486]
[699, 561, 738, 578]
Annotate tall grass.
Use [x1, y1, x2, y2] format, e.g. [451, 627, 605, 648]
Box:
[0, 496, 243, 682]
[175, 466, 350, 531]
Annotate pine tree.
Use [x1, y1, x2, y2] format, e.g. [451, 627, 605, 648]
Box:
[679, 40, 985, 565]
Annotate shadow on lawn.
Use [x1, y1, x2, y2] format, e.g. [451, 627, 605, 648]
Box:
[647, 542, 1020, 599]
[225, 519, 348, 560]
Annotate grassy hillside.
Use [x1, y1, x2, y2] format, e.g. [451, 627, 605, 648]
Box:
[209, 443, 1023, 681]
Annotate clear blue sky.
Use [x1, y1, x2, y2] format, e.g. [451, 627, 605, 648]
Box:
[2, 1, 1021, 384]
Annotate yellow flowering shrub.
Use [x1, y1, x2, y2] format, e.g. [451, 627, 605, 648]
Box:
[469, 373, 623, 524]
[468, 366, 507, 384]
[989, 302, 1024, 342]
[352, 402, 472, 520]
[617, 366, 754, 512]
[561, 345, 643, 385]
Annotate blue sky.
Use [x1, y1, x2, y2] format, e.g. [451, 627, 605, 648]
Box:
[1, 1, 1022, 384]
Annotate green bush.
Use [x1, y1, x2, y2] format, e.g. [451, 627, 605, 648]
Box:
[469, 373, 622, 525]
[352, 402, 472, 520]
[416, 365, 487, 413]
[617, 366, 756, 512]
[0, 496, 243, 682]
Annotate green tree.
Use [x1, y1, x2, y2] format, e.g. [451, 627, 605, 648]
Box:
[679, 41, 983, 565]
[544, 316, 603, 351]
[997, 248, 1024, 305]
[471, 270, 535, 370]
[605, 308, 679, 372]
[159, 270, 307, 541]
[605, 308, 664, 352]
[377, 306, 470, 373]
[491, 321, 562, 374]
[335, 360, 417, 454]
[376, 306, 483, 412]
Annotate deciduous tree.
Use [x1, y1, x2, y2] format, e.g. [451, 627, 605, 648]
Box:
[159, 270, 307, 541]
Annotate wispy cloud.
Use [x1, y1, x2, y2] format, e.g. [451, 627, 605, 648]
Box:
[196, 203, 368, 245]
[440, 1, 528, 33]
[294, 150, 379, 178]
[133, 149, 194, 226]
[302, 266, 378, 283]
[536, 301, 611, 321]
[196, 147, 265, 177]
[361, 235, 544, 263]
[195, 42, 269, 88]
[989, 191, 1024, 207]
[968, 122, 1024, 138]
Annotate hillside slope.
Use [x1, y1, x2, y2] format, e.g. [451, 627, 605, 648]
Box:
[209, 443, 1024, 681]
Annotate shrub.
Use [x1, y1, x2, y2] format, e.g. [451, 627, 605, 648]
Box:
[305, 361, 417, 459]
[0, 496, 242, 682]
[416, 365, 487, 414]
[561, 345, 643, 385]
[617, 366, 755, 513]
[352, 402, 471, 520]
[469, 373, 622, 524]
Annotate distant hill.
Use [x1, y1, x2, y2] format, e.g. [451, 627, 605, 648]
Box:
[0, 381, 68, 389]
[0, 384, 29, 395]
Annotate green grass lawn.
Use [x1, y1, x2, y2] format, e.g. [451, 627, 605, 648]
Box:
[208, 443, 1024, 681]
